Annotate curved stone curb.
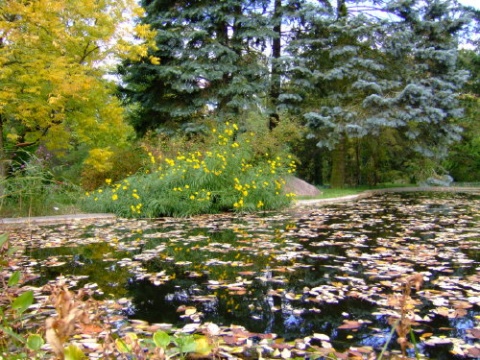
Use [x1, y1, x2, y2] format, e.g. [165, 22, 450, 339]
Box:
[293, 186, 480, 208]
[0, 213, 116, 231]
[293, 193, 368, 207]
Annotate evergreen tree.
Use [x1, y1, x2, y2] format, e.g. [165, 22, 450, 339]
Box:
[445, 49, 480, 181]
[285, 0, 473, 187]
[119, 0, 331, 134]
[120, 0, 276, 135]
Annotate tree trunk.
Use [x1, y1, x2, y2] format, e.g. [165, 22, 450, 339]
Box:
[355, 139, 361, 186]
[269, 0, 282, 128]
[216, 20, 233, 114]
[0, 115, 6, 197]
[330, 139, 346, 188]
[337, 0, 348, 18]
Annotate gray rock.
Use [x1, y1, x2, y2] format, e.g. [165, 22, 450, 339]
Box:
[284, 176, 322, 196]
[421, 175, 454, 187]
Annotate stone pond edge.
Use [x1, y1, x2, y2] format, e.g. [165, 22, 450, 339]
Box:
[1, 186, 479, 230]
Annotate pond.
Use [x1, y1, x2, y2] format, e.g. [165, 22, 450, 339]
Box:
[13, 191, 480, 358]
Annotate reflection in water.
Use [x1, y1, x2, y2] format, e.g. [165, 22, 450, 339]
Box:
[26, 191, 480, 357]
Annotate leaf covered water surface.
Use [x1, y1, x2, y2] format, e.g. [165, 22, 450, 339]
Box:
[4, 191, 480, 359]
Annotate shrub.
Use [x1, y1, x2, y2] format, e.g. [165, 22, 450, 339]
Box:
[81, 145, 146, 191]
[81, 121, 297, 217]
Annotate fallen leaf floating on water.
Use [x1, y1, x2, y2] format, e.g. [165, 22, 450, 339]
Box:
[337, 320, 364, 330]
[466, 328, 480, 339]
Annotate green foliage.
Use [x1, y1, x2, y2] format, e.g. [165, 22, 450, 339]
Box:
[0, 154, 80, 216]
[11, 291, 34, 316]
[81, 121, 297, 217]
[63, 344, 86, 360]
[120, 0, 277, 135]
[80, 145, 146, 191]
[0, 234, 46, 359]
[444, 51, 480, 182]
[283, 0, 475, 187]
[115, 330, 211, 359]
[0, 151, 82, 217]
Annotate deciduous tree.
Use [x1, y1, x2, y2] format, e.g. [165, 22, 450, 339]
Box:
[0, 0, 156, 182]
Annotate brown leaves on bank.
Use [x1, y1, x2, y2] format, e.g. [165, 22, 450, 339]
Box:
[45, 286, 99, 359]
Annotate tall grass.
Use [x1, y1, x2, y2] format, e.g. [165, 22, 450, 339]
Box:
[0, 154, 82, 217]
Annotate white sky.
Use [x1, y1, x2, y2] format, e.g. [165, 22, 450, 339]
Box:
[460, 0, 479, 9]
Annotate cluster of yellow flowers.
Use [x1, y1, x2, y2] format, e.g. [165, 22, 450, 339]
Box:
[148, 152, 156, 164]
[85, 121, 297, 216]
[233, 177, 253, 209]
[163, 148, 230, 178]
[85, 178, 144, 214]
[173, 186, 212, 202]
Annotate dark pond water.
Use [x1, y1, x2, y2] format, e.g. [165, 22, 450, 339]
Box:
[24, 191, 480, 358]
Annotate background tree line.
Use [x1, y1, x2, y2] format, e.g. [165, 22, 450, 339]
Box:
[121, 0, 480, 187]
[0, 0, 479, 216]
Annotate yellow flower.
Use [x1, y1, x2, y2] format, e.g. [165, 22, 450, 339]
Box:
[233, 198, 244, 208]
[132, 193, 140, 199]
[112, 194, 118, 201]
[257, 200, 264, 208]
[190, 195, 195, 200]
[150, 56, 160, 65]
[105, 178, 112, 185]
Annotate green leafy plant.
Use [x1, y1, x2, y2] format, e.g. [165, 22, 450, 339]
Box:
[115, 331, 212, 359]
[82, 121, 297, 217]
[0, 233, 46, 359]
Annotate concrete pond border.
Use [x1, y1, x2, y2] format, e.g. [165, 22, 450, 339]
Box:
[1, 186, 479, 230]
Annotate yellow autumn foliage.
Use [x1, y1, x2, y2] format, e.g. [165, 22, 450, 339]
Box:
[83, 148, 114, 174]
[0, 0, 155, 162]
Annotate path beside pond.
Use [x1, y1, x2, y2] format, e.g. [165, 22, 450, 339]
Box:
[293, 185, 480, 207]
[0, 213, 116, 230]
